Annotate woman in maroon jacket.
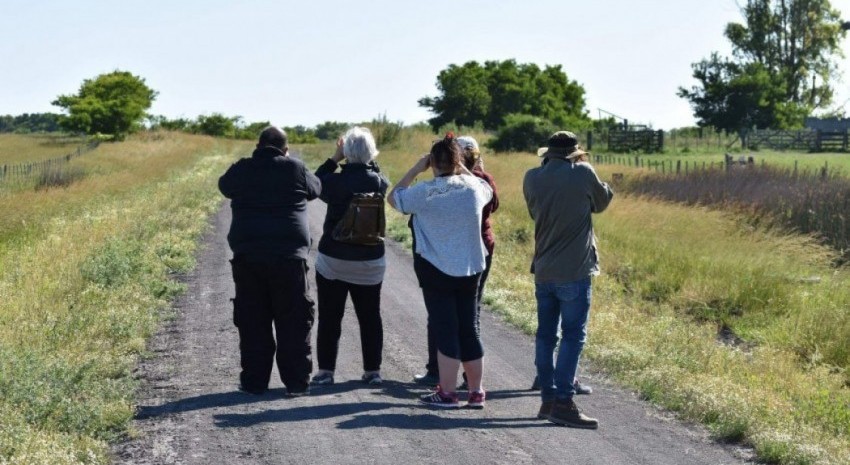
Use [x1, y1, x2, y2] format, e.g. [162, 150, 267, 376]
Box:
[456, 136, 499, 391]
[457, 136, 498, 312]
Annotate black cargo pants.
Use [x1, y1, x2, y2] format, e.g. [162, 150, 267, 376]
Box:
[230, 255, 315, 393]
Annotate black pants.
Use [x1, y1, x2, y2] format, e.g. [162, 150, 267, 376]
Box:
[425, 254, 491, 374]
[315, 272, 383, 372]
[230, 255, 315, 393]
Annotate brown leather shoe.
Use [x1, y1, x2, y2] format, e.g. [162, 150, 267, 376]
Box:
[548, 398, 599, 429]
[537, 400, 554, 419]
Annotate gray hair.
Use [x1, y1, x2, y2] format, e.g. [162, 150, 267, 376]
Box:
[343, 126, 379, 164]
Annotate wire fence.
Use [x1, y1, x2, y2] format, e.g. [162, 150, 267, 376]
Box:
[0, 141, 99, 182]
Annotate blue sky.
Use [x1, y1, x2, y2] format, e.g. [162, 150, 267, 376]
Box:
[1, 0, 848, 129]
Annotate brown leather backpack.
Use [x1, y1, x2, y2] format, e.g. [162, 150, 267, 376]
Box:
[332, 192, 386, 245]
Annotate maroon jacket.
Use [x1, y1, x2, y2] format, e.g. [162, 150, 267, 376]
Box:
[472, 168, 499, 255]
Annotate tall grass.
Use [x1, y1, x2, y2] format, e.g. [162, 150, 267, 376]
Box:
[620, 165, 850, 261]
[297, 127, 850, 465]
[0, 131, 250, 464]
[0, 133, 88, 165]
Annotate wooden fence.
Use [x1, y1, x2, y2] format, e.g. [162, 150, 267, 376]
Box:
[746, 129, 848, 152]
[0, 141, 99, 182]
[606, 129, 664, 153]
[593, 153, 837, 180]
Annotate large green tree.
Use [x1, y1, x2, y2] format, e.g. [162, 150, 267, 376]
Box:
[679, 0, 846, 132]
[52, 70, 157, 138]
[419, 59, 589, 131]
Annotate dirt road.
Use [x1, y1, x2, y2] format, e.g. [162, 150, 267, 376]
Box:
[113, 200, 751, 465]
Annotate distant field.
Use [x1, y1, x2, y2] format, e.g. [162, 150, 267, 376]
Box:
[595, 149, 850, 175]
[0, 133, 89, 165]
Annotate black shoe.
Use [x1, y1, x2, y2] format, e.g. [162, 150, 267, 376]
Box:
[413, 372, 439, 386]
[458, 372, 468, 390]
[285, 387, 310, 398]
[238, 383, 266, 395]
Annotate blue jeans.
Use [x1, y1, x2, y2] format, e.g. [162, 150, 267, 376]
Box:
[534, 277, 591, 401]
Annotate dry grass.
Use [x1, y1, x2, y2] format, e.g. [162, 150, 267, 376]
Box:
[300, 127, 850, 465]
[0, 131, 251, 464]
[0, 133, 88, 165]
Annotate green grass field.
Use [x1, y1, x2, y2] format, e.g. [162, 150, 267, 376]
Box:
[0, 132, 251, 464]
[300, 128, 850, 465]
[2, 130, 848, 464]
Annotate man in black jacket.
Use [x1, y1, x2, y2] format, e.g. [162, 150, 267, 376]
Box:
[219, 126, 321, 396]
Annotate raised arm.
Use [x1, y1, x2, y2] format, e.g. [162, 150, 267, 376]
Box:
[387, 154, 430, 211]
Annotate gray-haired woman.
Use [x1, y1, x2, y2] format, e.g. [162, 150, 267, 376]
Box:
[311, 127, 390, 386]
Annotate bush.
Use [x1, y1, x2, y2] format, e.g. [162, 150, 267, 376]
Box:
[314, 121, 351, 140]
[195, 113, 239, 137]
[365, 113, 404, 147]
[487, 114, 555, 153]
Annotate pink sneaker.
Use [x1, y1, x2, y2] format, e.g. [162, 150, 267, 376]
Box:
[419, 388, 460, 408]
[466, 390, 486, 409]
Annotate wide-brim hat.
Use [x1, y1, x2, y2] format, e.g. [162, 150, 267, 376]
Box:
[537, 130, 587, 159]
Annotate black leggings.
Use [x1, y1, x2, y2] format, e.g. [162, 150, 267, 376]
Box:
[315, 272, 383, 372]
[420, 267, 483, 362]
[425, 254, 491, 372]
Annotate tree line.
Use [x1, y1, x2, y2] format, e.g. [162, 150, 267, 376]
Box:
[0, 113, 62, 133]
[24, 0, 850, 151]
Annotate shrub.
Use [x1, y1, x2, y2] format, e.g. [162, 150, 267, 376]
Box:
[487, 113, 555, 153]
[365, 113, 404, 147]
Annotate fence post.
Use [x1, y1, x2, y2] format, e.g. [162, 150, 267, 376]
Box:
[587, 131, 593, 151]
[676, 160, 681, 175]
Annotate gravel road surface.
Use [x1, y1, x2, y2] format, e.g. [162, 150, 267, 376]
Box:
[113, 199, 752, 465]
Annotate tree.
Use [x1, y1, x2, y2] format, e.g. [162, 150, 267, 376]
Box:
[52, 70, 157, 139]
[419, 59, 589, 131]
[679, 0, 846, 132]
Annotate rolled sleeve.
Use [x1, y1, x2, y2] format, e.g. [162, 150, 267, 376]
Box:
[392, 187, 412, 214]
[393, 184, 426, 215]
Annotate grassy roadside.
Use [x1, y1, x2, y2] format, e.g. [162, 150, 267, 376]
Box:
[0, 132, 250, 464]
[300, 129, 849, 465]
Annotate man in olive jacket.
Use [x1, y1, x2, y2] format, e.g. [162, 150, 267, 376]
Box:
[523, 131, 613, 428]
[219, 126, 321, 396]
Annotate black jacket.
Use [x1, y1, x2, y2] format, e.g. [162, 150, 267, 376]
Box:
[219, 146, 321, 260]
[315, 158, 389, 261]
